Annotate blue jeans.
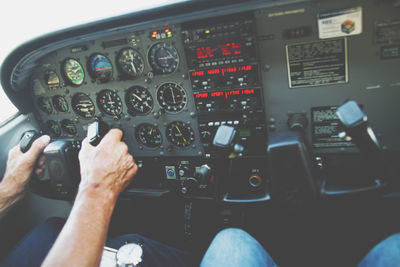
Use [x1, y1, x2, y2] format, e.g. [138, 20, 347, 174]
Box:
[1, 217, 399, 267]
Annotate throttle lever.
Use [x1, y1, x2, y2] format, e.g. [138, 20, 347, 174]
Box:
[336, 100, 388, 181]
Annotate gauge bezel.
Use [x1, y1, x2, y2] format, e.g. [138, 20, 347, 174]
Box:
[88, 53, 113, 82]
[44, 70, 60, 90]
[156, 82, 187, 114]
[135, 123, 163, 148]
[37, 97, 53, 114]
[71, 93, 95, 119]
[61, 58, 85, 86]
[45, 120, 61, 137]
[165, 121, 195, 148]
[96, 89, 123, 117]
[61, 119, 77, 136]
[52, 95, 69, 113]
[125, 86, 154, 116]
[116, 48, 145, 78]
[148, 42, 179, 74]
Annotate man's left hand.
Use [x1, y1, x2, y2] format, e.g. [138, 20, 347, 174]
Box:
[1, 135, 50, 195]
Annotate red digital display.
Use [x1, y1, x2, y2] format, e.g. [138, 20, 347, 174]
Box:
[191, 65, 253, 77]
[196, 42, 242, 60]
[195, 89, 255, 99]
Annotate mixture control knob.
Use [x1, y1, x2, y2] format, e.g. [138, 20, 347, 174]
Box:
[182, 177, 199, 194]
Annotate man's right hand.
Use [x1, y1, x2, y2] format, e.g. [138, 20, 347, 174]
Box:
[78, 129, 138, 200]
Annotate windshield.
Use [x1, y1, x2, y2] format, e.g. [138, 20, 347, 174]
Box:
[0, 0, 186, 123]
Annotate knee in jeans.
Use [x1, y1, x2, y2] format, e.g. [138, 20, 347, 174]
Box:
[213, 228, 253, 243]
[381, 233, 400, 247]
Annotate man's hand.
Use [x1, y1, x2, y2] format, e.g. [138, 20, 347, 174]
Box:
[78, 129, 138, 200]
[43, 129, 138, 267]
[1, 135, 50, 195]
[0, 134, 50, 219]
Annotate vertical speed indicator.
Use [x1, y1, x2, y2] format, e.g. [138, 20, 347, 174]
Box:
[148, 42, 179, 74]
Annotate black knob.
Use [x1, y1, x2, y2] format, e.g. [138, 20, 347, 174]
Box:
[182, 177, 198, 194]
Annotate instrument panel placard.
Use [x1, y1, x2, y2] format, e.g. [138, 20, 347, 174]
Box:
[286, 38, 348, 88]
[311, 106, 354, 149]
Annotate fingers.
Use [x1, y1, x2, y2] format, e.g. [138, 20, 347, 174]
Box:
[25, 135, 50, 159]
[100, 129, 123, 146]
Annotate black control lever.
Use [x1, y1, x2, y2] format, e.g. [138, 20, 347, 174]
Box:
[336, 100, 388, 183]
[213, 125, 244, 156]
[19, 130, 41, 153]
[87, 119, 110, 146]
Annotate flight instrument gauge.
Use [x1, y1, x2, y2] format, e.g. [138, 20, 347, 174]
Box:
[88, 54, 113, 82]
[148, 42, 179, 74]
[166, 121, 195, 147]
[156, 83, 187, 113]
[97, 89, 123, 117]
[46, 120, 61, 137]
[62, 58, 84, 86]
[37, 97, 53, 114]
[135, 123, 162, 148]
[125, 86, 153, 115]
[71, 93, 95, 119]
[52, 95, 69, 112]
[44, 70, 60, 90]
[61, 119, 77, 136]
[117, 48, 144, 78]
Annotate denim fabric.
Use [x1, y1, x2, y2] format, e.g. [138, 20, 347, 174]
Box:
[358, 233, 400, 267]
[2, 216, 400, 267]
[107, 234, 192, 267]
[199, 228, 278, 267]
[0, 217, 65, 267]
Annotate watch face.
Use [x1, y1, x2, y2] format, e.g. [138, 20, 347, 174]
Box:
[116, 243, 143, 266]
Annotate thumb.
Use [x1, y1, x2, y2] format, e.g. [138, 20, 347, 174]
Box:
[25, 135, 51, 160]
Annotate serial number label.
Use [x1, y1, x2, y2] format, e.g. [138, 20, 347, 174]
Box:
[286, 39, 348, 88]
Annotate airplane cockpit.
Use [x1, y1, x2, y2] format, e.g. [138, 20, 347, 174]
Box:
[0, 0, 399, 266]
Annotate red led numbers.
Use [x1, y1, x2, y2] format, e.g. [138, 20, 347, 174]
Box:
[195, 42, 243, 60]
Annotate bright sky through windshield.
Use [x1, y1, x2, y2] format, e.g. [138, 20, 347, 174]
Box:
[0, 0, 185, 122]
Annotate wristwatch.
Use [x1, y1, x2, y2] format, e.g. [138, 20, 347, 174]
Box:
[115, 242, 143, 267]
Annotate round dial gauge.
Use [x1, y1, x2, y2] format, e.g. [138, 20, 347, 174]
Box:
[88, 54, 113, 82]
[166, 121, 195, 147]
[37, 97, 53, 114]
[156, 83, 187, 113]
[97, 89, 122, 117]
[135, 123, 162, 148]
[71, 93, 95, 119]
[62, 58, 84, 86]
[148, 42, 179, 74]
[44, 70, 60, 90]
[46, 120, 61, 137]
[52, 95, 69, 112]
[117, 48, 144, 78]
[125, 86, 153, 115]
[61, 119, 77, 136]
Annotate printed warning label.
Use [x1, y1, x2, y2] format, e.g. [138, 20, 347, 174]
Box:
[375, 20, 400, 45]
[286, 38, 348, 88]
[311, 106, 354, 149]
[318, 7, 362, 39]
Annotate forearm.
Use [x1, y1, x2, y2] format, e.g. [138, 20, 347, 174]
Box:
[42, 186, 117, 267]
[0, 180, 25, 219]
